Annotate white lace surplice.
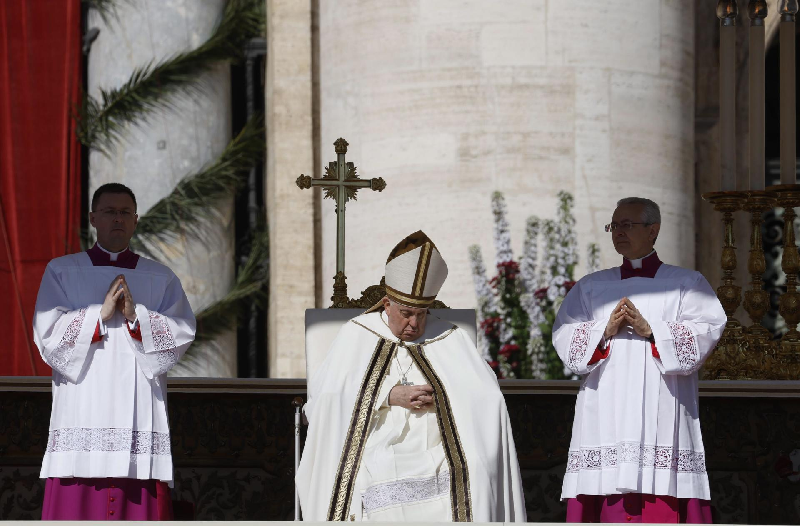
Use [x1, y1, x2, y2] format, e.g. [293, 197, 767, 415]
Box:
[33, 252, 195, 484]
[552, 264, 725, 500]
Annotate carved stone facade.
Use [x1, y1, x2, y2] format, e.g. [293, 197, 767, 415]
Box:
[0, 379, 797, 523]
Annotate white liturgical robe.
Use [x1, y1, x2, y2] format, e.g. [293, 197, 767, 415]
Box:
[297, 311, 526, 522]
[553, 259, 725, 501]
[33, 250, 195, 484]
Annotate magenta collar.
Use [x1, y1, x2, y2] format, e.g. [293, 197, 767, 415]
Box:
[86, 243, 140, 269]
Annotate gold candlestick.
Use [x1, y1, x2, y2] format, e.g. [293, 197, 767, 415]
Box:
[742, 191, 776, 348]
[767, 184, 800, 380]
[702, 191, 749, 379]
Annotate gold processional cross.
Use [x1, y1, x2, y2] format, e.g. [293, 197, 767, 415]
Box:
[297, 138, 386, 307]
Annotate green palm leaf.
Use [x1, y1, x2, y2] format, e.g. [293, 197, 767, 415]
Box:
[130, 114, 264, 254]
[193, 228, 269, 343]
[78, 0, 263, 153]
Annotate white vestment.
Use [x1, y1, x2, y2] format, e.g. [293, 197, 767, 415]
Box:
[297, 311, 526, 522]
[33, 251, 195, 484]
[553, 263, 725, 500]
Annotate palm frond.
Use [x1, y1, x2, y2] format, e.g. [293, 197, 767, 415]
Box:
[77, 0, 263, 153]
[193, 228, 269, 345]
[129, 114, 264, 254]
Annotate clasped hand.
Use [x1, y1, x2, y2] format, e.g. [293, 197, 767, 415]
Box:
[100, 275, 136, 323]
[604, 298, 652, 339]
[389, 384, 434, 411]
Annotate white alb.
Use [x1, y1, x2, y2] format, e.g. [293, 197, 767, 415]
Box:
[553, 263, 726, 500]
[33, 252, 195, 484]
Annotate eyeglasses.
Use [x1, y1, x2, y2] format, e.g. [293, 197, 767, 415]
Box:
[95, 209, 136, 220]
[605, 222, 649, 232]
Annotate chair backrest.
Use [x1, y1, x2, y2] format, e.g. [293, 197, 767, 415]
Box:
[304, 309, 477, 381]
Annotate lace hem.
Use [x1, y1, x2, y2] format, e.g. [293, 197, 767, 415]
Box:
[49, 308, 88, 375]
[568, 322, 595, 371]
[46, 428, 171, 455]
[566, 441, 706, 474]
[362, 470, 450, 514]
[667, 321, 698, 372]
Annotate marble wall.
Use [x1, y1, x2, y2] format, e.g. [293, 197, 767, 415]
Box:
[315, 0, 697, 312]
[264, 0, 316, 378]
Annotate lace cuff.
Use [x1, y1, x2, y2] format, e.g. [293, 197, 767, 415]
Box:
[651, 320, 700, 375]
[47, 304, 102, 382]
[566, 321, 606, 375]
[131, 305, 179, 379]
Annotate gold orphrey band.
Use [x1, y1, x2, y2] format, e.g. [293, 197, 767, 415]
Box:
[409, 344, 473, 521]
[326, 339, 396, 521]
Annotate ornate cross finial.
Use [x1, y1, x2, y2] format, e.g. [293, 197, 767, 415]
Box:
[296, 138, 387, 306]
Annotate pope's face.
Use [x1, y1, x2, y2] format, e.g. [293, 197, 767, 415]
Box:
[89, 192, 138, 253]
[382, 297, 428, 341]
[610, 204, 659, 260]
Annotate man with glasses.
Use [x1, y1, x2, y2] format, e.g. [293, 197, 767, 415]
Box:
[33, 183, 196, 520]
[553, 197, 725, 523]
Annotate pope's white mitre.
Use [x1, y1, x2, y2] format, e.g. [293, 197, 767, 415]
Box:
[383, 230, 448, 308]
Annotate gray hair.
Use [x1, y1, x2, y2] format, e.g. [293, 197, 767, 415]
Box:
[616, 197, 661, 225]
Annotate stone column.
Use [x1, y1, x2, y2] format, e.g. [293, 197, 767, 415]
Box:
[87, 0, 236, 376]
[316, 0, 697, 310]
[265, 0, 316, 378]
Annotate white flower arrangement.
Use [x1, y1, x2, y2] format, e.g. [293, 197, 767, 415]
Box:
[470, 191, 591, 380]
[492, 191, 513, 266]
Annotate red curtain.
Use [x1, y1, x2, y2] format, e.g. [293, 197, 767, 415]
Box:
[0, 0, 83, 375]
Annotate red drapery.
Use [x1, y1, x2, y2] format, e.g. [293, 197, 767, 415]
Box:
[0, 0, 83, 375]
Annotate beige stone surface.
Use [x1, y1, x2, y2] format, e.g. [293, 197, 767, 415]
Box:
[314, 0, 698, 315]
[87, 0, 236, 377]
[265, 0, 315, 378]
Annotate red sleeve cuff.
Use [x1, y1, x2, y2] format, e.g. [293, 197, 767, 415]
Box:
[128, 323, 142, 342]
[91, 322, 103, 343]
[588, 339, 611, 365]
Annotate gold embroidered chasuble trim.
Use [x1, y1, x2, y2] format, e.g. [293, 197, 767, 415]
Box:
[339, 321, 472, 522]
[327, 339, 396, 521]
[408, 344, 473, 522]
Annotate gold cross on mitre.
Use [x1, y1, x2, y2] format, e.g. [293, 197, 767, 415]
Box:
[296, 138, 386, 306]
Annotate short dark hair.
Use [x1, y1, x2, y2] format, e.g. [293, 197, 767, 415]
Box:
[91, 183, 137, 212]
